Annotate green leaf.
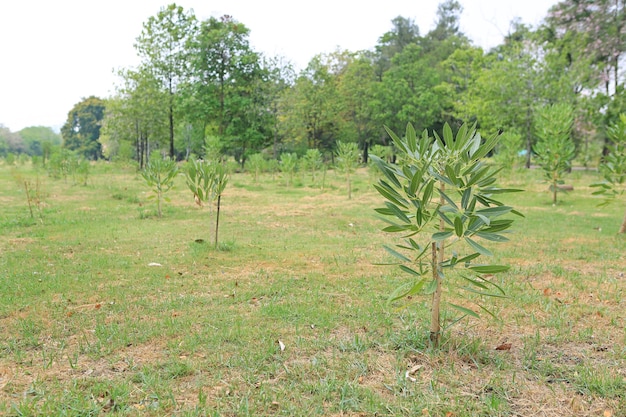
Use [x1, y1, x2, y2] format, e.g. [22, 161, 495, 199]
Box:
[448, 302, 480, 318]
[374, 182, 409, 208]
[438, 189, 459, 211]
[422, 180, 435, 203]
[383, 225, 413, 233]
[474, 232, 509, 242]
[468, 265, 510, 274]
[385, 202, 411, 224]
[476, 206, 512, 218]
[455, 252, 481, 265]
[432, 231, 454, 241]
[465, 237, 493, 256]
[383, 245, 411, 263]
[388, 278, 427, 302]
[454, 216, 464, 237]
[399, 264, 422, 277]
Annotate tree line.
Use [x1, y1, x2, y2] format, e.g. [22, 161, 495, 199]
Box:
[2, 0, 626, 169]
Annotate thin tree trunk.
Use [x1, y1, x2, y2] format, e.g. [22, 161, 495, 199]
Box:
[214, 194, 222, 248]
[619, 207, 626, 234]
[430, 183, 445, 347]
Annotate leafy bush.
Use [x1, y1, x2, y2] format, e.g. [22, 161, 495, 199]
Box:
[141, 155, 178, 217]
[533, 103, 575, 204]
[372, 123, 521, 347]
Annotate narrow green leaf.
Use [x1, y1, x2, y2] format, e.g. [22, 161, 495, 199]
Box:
[454, 216, 464, 237]
[383, 245, 411, 263]
[385, 202, 411, 224]
[468, 264, 510, 274]
[448, 302, 480, 318]
[465, 237, 493, 256]
[456, 252, 481, 265]
[399, 264, 422, 277]
[374, 183, 409, 209]
[432, 231, 454, 241]
[474, 232, 509, 242]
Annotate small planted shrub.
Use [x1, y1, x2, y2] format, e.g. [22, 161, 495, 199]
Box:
[591, 114, 626, 233]
[280, 153, 298, 186]
[185, 158, 229, 248]
[335, 141, 360, 199]
[141, 155, 178, 218]
[533, 103, 576, 204]
[372, 123, 521, 347]
[246, 153, 266, 183]
[301, 148, 323, 184]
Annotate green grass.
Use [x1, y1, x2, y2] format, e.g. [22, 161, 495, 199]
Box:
[0, 162, 624, 416]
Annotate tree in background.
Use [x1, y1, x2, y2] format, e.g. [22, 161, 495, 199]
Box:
[61, 96, 106, 160]
[103, 68, 168, 167]
[533, 103, 576, 204]
[182, 15, 268, 165]
[18, 126, 61, 157]
[135, 3, 197, 159]
[0, 125, 26, 158]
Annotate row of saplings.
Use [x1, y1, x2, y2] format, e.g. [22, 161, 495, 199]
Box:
[140, 140, 364, 247]
[142, 111, 626, 346]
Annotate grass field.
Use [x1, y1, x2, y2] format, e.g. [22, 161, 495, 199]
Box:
[0, 162, 624, 416]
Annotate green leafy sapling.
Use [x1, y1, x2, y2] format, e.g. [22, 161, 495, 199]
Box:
[533, 103, 576, 204]
[591, 114, 626, 233]
[141, 155, 178, 217]
[372, 123, 522, 347]
[301, 148, 323, 184]
[280, 153, 298, 186]
[335, 141, 360, 199]
[247, 153, 266, 183]
[185, 158, 229, 248]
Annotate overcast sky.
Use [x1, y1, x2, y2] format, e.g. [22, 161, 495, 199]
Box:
[0, 0, 559, 132]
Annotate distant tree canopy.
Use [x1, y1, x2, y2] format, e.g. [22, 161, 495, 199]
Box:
[6, 0, 624, 169]
[61, 96, 106, 160]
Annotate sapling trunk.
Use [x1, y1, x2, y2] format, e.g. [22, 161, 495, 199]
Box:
[619, 208, 626, 234]
[215, 194, 221, 248]
[347, 173, 352, 200]
[430, 183, 446, 347]
[24, 181, 34, 219]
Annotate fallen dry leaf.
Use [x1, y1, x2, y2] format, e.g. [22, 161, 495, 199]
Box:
[543, 288, 552, 296]
[495, 342, 512, 351]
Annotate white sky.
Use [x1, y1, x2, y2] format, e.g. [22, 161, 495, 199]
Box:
[0, 0, 559, 132]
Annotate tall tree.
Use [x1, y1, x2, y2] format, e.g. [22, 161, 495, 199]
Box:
[335, 53, 379, 162]
[103, 68, 168, 167]
[61, 96, 106, 160]
[184, 15, 265, 163]
[372, 44, 450, 136]
[0, 125, 25, 157]
[374, 16, 421, 79]
[279, 53, 343, 153]
[135, 3, 197, 158]
[19, 126, 61, 156]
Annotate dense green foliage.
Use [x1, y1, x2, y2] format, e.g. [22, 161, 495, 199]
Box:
[592, 114, 626, 232]
[61, 96, 106, 160]
[141, 155, 179, 217]
[533, 103, 576, 204]
[372, 123, 521, 346]
[4, 0, 626, 175]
